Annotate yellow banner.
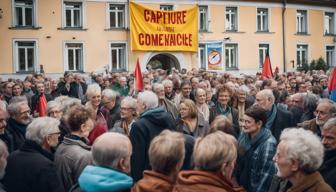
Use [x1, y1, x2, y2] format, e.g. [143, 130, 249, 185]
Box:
[130, 2, 198, 52]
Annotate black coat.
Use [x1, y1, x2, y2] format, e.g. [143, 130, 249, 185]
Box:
[319, 149, 336, 191]
[3, 140, 65, 192]
[6, 118, 27, 151]
[69, 82, 87, 99]
[270, 107, 294, 142]
[0, 130, 14, 153]
[130, 107, 176, 182]
[31, 93, 53, 114]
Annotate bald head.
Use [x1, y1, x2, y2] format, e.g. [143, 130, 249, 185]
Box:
[92, 133, 132, 173]
[255, 89, 275, 111]
[291, 93, 304, 108]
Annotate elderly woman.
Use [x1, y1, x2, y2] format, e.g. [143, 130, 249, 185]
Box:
[3, 117, 64, 192]
[236, 105, 277, 192]
[132, 130, 185, 192]
[272, 128, 333, 192]
[232, 86, 253, 128]
[195, 88, 209, 122]
[174, 81, 192, 107]
[174, 131, 245, 192]
[209, 84, 240, 137]
[85, 83, 108, 144]
[54, 105, 93, 191]
[111, 96, 137, 136]
[47, 100, 63, 120]
[176, 99, 209, 138]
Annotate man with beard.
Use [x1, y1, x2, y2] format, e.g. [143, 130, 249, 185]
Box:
[319, 118, 336, 190]
[298, 99, 336, 137]
[3, 117, 64, 192]
[6, 98, 32, 151]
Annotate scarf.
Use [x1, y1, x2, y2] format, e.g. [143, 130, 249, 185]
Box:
[265, 104, 277, 130]
[38, 94, 47, 117]
[216, 103, 233, 122]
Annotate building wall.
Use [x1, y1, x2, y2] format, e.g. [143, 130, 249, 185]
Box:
[0, 0, 335, 78]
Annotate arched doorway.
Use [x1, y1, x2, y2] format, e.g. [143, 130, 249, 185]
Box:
[146, 53, 180, 72]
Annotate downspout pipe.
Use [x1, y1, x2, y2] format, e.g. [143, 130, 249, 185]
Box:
[282, 0, 287, 72]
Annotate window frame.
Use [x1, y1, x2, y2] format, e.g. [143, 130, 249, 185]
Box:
[199, 6, 208, 32]
[64, 42, 85, 72]
[296, 10, 308, 34]
[109, 42, 128, 72]
[256, 7, 269, 32]
[198, 43, 207, 69]
[62, 0, 84, 29]
[326, 45, 335, 67]
[225, 6, 238, 32]
[160, 5, 174, 11]
[13, 39, 38, 73]
[259, 43, 270, 68]
[324, 12, 335, 35]
[108, 4, 126, 29]
[225, 43, 239, 70]
[12, 0, 37, 27]
[296, 44, 309, 68]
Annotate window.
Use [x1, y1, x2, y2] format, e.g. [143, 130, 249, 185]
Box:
[225, 7, 237, 31]
[160, 5, 173, 11]
[110, 44, 127, 71]
[225, 44, 238, 69]
[64, 1, 82, 28]
[326, 46, 335, 66]
[257, 8, 268, 32]
[14, 41, 36, 72]
[199, 6, 208, 31]
[259, 44, 270, 68]
[65, 43, 83, 71]
[297, 45, 308, 68]
[13, 0, 35, 27]
[324, 12, 335, 35]
[296, 10, 307, 34]
[109, 4, 125, 28]
[198, 44, 206, 69]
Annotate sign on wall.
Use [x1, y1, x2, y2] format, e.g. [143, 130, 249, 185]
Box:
[206, 42, 224, 71]
[130, 2, 198, 52]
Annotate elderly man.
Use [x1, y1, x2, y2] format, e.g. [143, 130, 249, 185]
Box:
[6, 98, 32, 151]
[319, 118, 336, 190]
[3, 117, 64, 192]
[101, 89, 120, 130]
[112, 76, 129, 97]
[298, 99, 336, 137]
[130, 91, 176, 181]
[74, 133, 133, 191]
[255, 89, 293, 141]
[153, 83, 179, 121]
[162, 79, 175, 101]
[0, 102, 13, 153]
[272, 128, 333, 192]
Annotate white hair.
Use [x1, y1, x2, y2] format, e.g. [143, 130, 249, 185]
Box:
[121, 96, 137, 109]
[323, 117, 336, 130]
[46, 101, 62, 114]
[86, 83, 101, 99]
[280, 128, 324, 173]
[25, 117, 60, 145]
[162, 79, 173, 87]
[7, 100, 28, 117]
[259, 89, 275, 103]
[102, 89, 118, 101]
[152, 83, 164, 92]
[137, 91, 158, 110]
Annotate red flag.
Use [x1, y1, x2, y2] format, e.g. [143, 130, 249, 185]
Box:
[134, 58, 143, 92]
[261, 52, 273, 80]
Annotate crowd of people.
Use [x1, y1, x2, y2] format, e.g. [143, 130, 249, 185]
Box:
[0, 67, 335, 192]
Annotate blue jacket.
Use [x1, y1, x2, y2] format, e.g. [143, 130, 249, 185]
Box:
[78, 165, 133, 192]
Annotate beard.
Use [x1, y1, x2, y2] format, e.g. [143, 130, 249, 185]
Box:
[316, 117, 326, 126]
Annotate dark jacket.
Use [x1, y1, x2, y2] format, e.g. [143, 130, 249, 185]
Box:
[6, 118, 27, 151]
[130, 107, 176, 182]
[209, 105, 240, 138]
[3, 140, 65, 192]
[0, 130, 14, 153]
[31, 93, 53, 114]
[269, 107, 294, 142]
[102, 105, 121, 130]
[319, 149, 336, 191]
[69, 82, 87, 99]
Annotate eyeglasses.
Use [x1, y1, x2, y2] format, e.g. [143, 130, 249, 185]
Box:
[48, 132, 61, 137]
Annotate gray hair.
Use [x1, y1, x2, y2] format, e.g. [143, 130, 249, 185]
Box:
[55, 96, 81, 114]
[92, 132, 131, 169]
[0, 101, 6, 112]
[9, 96, 28, 104]
[25, 117, 60, 145]
[137, 91, 158, 110]
[46, 101, 62, 114]
[318, 99, 336, 115]
[259, 89, 275, 103]
[323, 117, 336, 130]
[303, 94, 318, 112]
[280, 128, 324, 173]
[152, 83, 164, 92]
[7, 100, 28, 117]
[121, 96, 136, 109]
[102, 89, 118, 101]
[86, 83, 101, 99]
[162, 79, 173, 87]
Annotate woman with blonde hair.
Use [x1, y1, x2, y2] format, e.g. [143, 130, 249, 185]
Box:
[174, 131, 245, 192]
[176, 99, 209, 138]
